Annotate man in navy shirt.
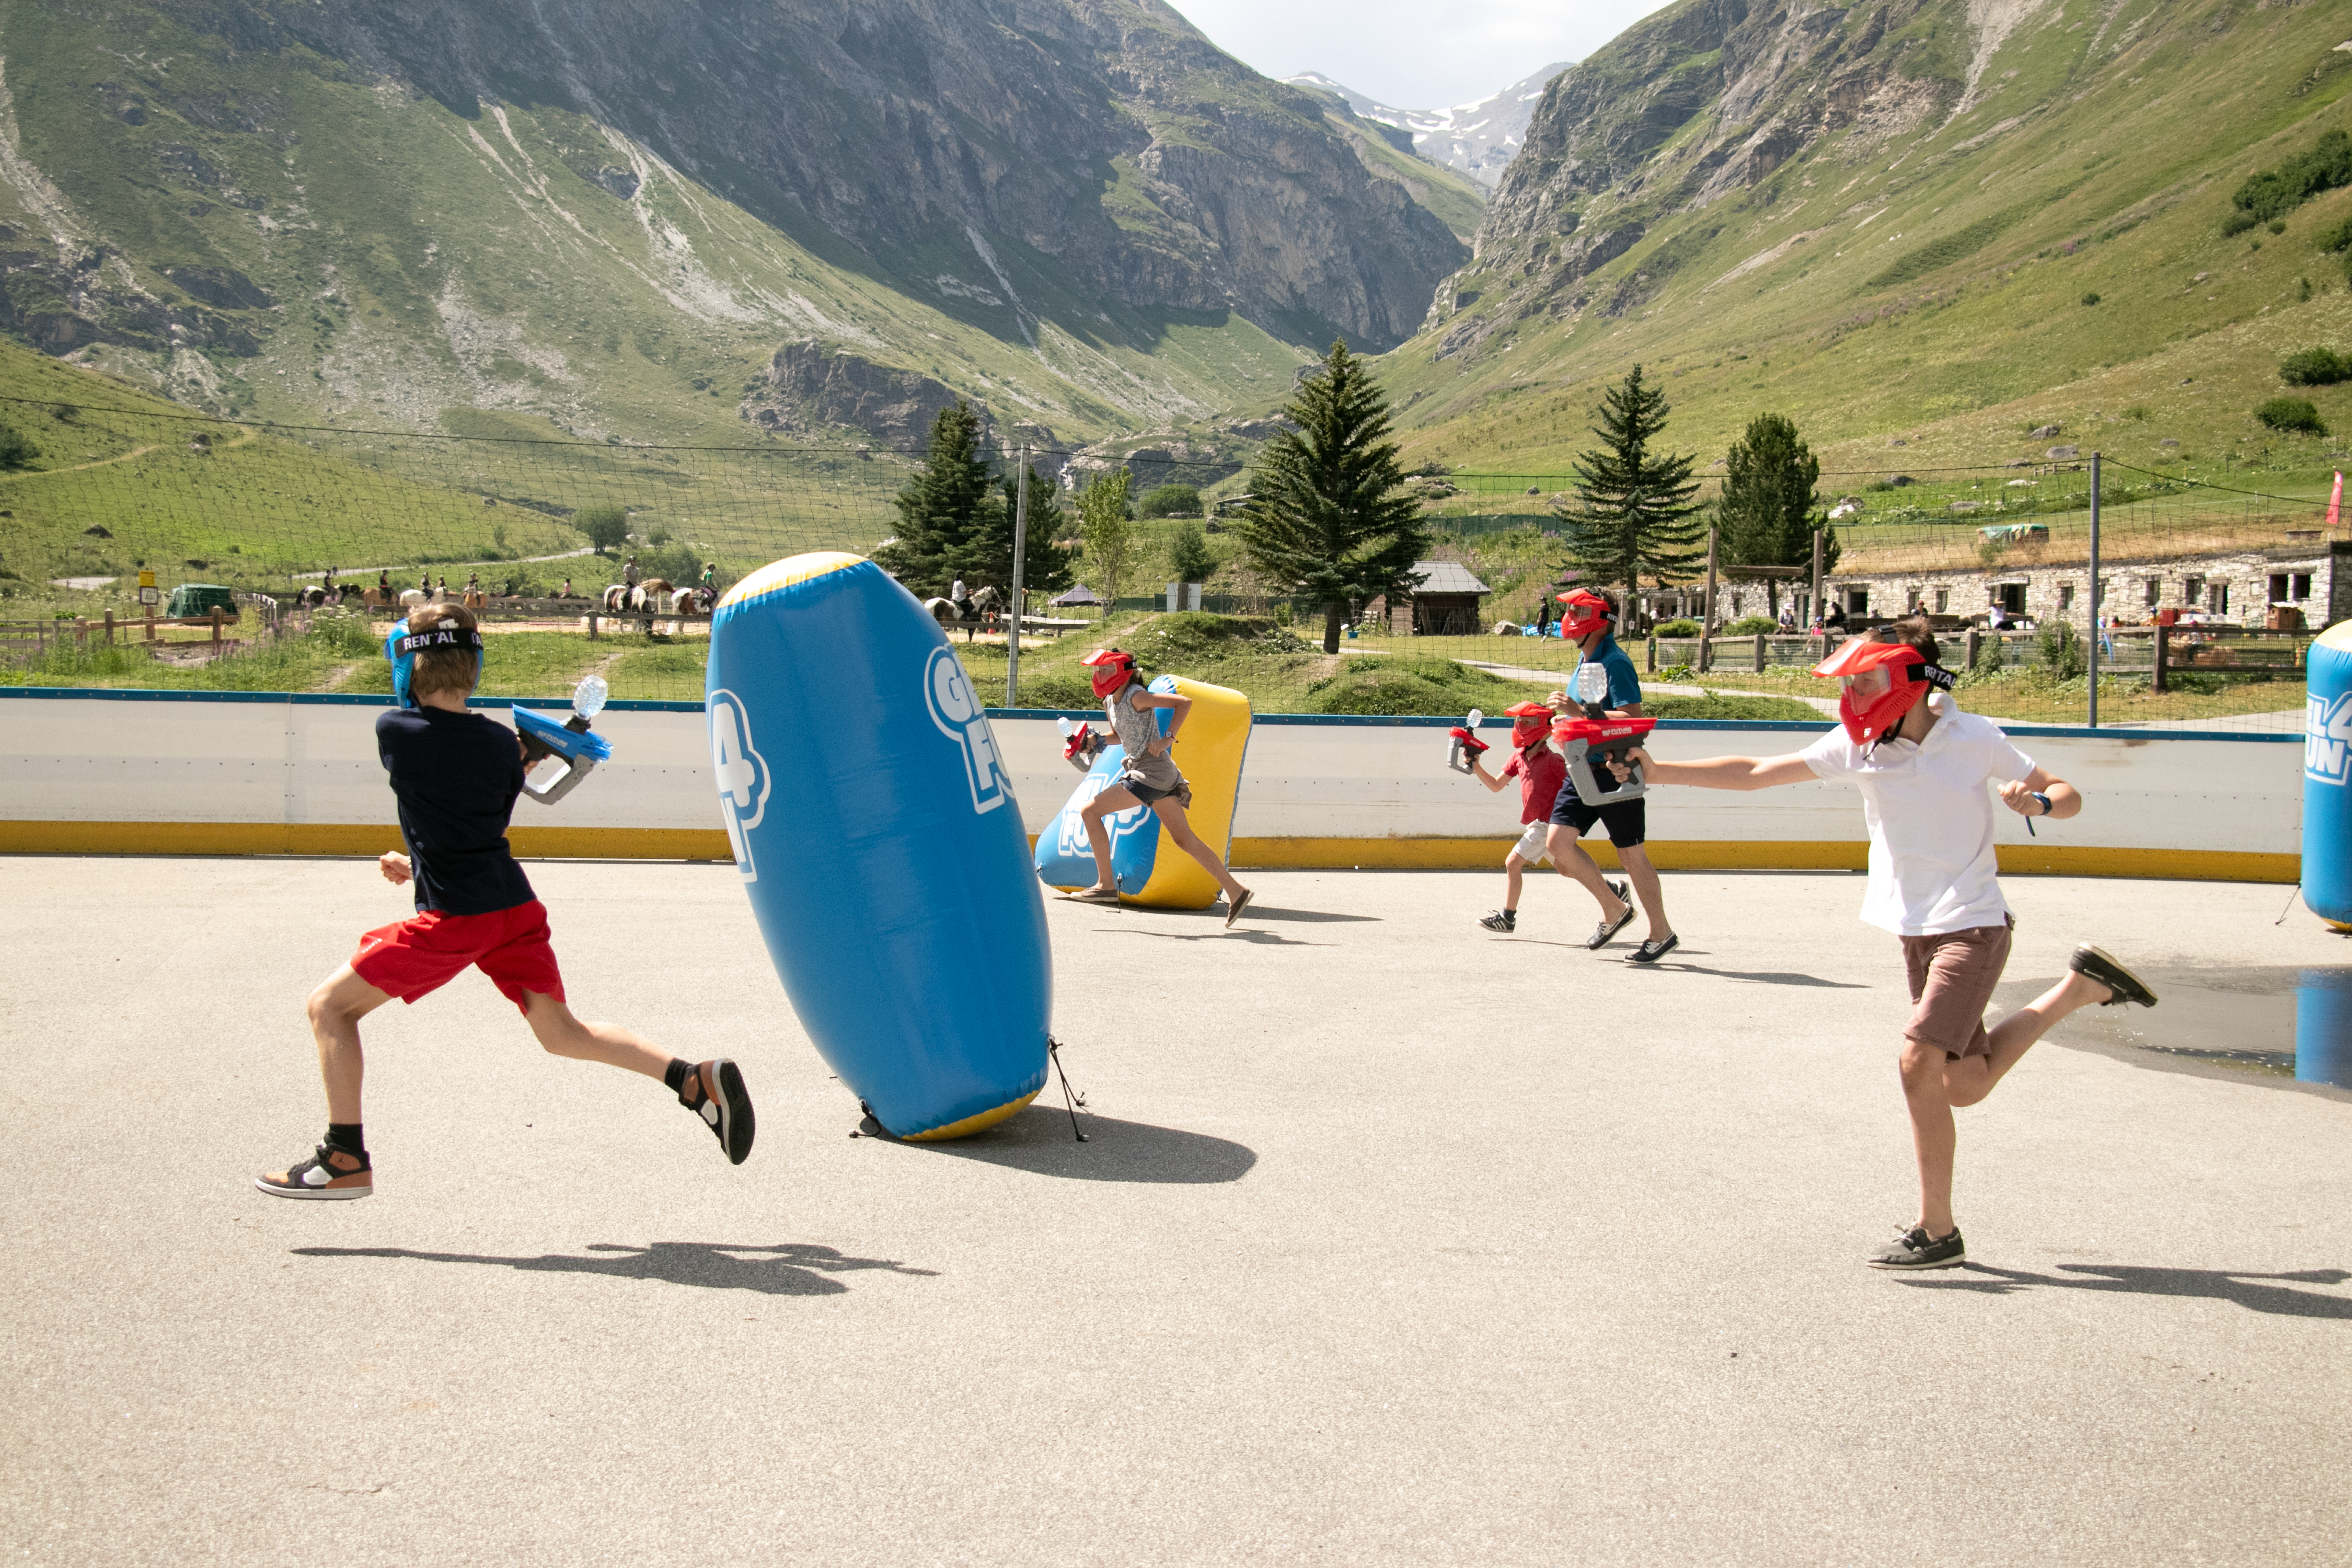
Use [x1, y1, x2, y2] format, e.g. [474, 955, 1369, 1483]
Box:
[1545, 590, 1680, 963]
[257, 605, 754, 1201]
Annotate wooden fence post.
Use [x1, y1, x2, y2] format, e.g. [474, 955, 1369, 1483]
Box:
[587, 611, 599, 641]
[1645, 635, 1657, 674]
[2152, 624, 2169, 693]
[211, 606, 223, 650]
[1964, 628, 1981, 673]
[1753, 631, 1767, 673]
[104, 609, 116, 645]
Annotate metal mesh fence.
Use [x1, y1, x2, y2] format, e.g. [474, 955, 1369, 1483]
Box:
[0, 393, 2337, 729]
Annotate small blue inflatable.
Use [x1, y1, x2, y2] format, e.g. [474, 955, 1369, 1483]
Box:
[2304, 619, 2352, 930]
[706, 552, 1050, 1140]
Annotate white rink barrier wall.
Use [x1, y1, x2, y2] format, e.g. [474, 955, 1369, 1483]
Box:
[0, 690, 2304, 883]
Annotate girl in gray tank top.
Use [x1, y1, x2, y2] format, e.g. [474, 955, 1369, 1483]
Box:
[1066, 648, 1254, 926]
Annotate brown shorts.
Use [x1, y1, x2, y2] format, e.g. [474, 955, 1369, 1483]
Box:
[1899, 917, 2014, 1060]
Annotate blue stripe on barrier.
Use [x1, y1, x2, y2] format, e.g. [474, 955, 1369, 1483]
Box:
[0, 687, 2307, 741]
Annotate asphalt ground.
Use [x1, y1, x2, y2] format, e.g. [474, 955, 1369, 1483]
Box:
[2, 857, 2348, 1567]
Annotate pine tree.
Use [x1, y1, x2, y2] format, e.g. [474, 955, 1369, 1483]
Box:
[1555, 365, 1704, 623]
[1235, 340, 1428, 653]
[1717, 411, 1836, 619]
[873, 401, 994, 595]
[960, 462, 1075, 598]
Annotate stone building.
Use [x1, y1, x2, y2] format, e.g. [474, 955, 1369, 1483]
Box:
[1820, 537, 2347, 631]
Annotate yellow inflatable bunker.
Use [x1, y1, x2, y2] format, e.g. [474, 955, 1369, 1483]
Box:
[1034, 675, 1253, 909]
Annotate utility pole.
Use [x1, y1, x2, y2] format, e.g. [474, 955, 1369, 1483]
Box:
[1006, 445, 1029, 708]
[1701, 525, 1720, 672]
[1809, 527, 1824, 633]
[2086, 451, 2101, 728]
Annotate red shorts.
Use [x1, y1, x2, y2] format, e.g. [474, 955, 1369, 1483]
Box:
[350, 900, 566, 1014]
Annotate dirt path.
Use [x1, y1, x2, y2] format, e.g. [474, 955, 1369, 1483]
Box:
[0, 423, 259, 485]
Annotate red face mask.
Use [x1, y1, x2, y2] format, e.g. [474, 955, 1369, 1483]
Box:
[1081, 648, 1136, 698]
[1502, 699, 1553, 747]
[1555, 590, 1613, 641]
[1814, 639, 1953, 749]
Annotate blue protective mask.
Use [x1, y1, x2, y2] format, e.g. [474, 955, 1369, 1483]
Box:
[386, 620, 485, 708]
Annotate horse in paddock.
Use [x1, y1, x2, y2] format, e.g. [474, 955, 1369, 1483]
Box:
[398, 589, 431, 610]
[924, 584, 1005, 641]
[603, 584, 630, 612]
[627, 578, 673, 613]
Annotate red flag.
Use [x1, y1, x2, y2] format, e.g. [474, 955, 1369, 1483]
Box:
[2332, 471, 2344, 531]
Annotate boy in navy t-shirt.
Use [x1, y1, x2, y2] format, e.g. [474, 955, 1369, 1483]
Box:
[258, 606, 753, 1200]
[1545, 590, 1678, 962]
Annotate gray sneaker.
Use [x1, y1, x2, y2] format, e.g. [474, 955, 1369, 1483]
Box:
[1866, 1224, 1966, 1270]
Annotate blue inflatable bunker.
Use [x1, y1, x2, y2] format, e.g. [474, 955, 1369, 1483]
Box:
[706, 552, 1050, 1140]
[2305, 619, 2352, 932]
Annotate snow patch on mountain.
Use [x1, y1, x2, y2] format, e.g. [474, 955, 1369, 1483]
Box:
[1287, 62, 1572, 189]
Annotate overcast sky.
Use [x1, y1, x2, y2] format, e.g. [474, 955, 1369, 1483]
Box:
[1167, 0, 1676, 110]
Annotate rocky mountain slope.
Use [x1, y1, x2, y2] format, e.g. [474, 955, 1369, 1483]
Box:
[1287, 64, 1574, 189]
[0, 0, 1467, 450]
[1380, 0, 2352, 474]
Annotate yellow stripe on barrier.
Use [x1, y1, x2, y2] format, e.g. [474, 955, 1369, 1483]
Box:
[0, 822, 735, 860]
[4, 823, 2297, 883]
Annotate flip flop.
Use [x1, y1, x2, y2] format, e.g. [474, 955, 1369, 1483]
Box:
[1224, 887, 1254, 928]
[1626, 934, 1680, 965]
[1064, 886, 1122, 905]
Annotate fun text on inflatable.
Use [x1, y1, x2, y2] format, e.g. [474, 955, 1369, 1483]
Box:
[708, 688, 773, 880]
[925, 647, 1011, 815]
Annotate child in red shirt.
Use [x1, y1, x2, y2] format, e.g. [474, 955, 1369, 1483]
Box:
[1468, 700, 1617, 933]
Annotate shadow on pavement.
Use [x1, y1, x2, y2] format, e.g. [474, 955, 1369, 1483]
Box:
[1898, 1262, 2352, 1317]
[291, 1240, 936, 1296]
[1650, 962, 1870, 989]
[1109, 928, 1332, 947]
[862, 1104, 1257, 1185]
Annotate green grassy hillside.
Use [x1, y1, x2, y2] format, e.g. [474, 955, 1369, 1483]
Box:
[1375, 0, 2352, 476]
[0, 4, 1335, 452]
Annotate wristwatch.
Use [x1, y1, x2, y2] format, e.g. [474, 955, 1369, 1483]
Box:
[2029, 790, 2053, 816]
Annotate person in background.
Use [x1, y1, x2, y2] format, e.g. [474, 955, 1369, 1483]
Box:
[1065, 647, 1254, 927]
[559, 577, 574, 599]
[1544, 589, 1674, 961]
[1466, 700, 1588, 935]
[1779, 603, 1797, 632]
[624, 557, 641, 592]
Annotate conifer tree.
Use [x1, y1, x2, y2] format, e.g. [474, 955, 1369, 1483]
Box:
[1236, 340, 1427, 653]
[961, 462, 1075, 597]
[1717, 411, 1836, 619]
[874, 401, 993, 595]
[1555, 365, 1703, 622]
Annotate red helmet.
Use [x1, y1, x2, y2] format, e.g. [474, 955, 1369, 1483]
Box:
[1814, 637, 1954, 749]
[1502, 699, 1554, 746]
[1081, 647, 1137, 698]
[1554, 589, 1615, 641]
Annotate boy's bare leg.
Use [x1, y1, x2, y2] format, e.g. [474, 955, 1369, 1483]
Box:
[1502, 850, 1527, 909]
[521, 991, 671, 1079]
[1898, 1039, 1961, 1237]
[1942, 971, 2115, 1108]
[1543, 825, 1631, 919]
[306, 965, 394, 1123]
[1153, 799, 1249, 903]
[1616, 845, 1674, 943]
[1077, 784, 1141, 891]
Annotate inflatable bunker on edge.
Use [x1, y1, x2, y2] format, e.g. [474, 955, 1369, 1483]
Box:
[1034, 674, 1252, 909]
[705, 551, 1051, 1140]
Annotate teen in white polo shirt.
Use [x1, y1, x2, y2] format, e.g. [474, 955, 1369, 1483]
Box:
[1621, 618, 2159, 1270]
